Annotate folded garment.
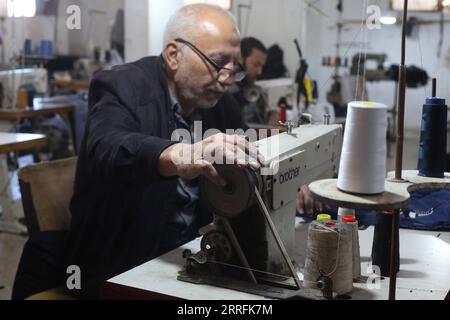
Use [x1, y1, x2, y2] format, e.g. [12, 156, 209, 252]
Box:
[297, 188, 450, 231]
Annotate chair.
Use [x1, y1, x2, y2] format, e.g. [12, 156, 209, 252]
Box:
[18, 157, 77, 235]
[12, 157, 78, 300]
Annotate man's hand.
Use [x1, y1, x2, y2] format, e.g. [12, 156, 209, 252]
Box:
[158, 133, 260, 186]
[296, 185, 323, 215]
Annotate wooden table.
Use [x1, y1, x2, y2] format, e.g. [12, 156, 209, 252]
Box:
[49, 79, 90, 92]
[0, 133, 47, 234]
[0, 97, 77, 154]
[102, 219, 450, 300]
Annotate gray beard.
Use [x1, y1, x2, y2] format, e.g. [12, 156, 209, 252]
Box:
[177, 86, 218, 110]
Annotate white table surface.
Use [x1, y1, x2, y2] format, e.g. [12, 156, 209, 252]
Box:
[0, 132, 47, 234]
[107, 219, 450, 300]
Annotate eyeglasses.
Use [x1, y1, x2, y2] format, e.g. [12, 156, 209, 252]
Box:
[175, 38, 246, 82]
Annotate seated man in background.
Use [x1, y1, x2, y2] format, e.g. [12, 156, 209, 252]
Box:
[232, 37, 269, 125]
[297, 185, 324, 217]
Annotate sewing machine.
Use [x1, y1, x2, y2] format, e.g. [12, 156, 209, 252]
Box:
[178, 124, 343, 299]
[256, 78, 295, 111]
[0, 68, 48, 109]
[350, 53, 388, 82]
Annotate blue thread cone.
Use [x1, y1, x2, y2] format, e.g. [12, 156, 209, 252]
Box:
[417, 94, 447, 178]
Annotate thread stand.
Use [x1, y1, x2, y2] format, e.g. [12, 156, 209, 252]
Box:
[309, 171, 450, 300]
[309, 179, 410, 211]
[310, 0, 412, 300]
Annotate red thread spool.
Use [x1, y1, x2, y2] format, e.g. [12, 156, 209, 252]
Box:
[279, 103, 286, 123]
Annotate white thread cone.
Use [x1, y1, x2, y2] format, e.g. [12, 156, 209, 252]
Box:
[337, 101, 387, 194]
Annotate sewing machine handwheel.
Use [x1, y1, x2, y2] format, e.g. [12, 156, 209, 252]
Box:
[200, 165, 258, 218]
[200, 230, 233, 263]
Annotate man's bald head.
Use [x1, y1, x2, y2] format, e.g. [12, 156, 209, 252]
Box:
[163, 4, 239, 47]
[163, 4, 242, 115]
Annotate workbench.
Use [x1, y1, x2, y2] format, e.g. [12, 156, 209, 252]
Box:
[49, 79, 90, 92]
[0, 97, 77, 154]
[102, 219, 450, 300]
[0, 133, 47, 234]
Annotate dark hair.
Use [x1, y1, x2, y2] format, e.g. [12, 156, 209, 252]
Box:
[241, 37, 267, 59]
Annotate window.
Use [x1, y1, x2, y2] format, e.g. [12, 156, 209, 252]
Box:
[7, 0, 36, 17]
[391, 0, 446, 12]
[443, 0, 450, 12]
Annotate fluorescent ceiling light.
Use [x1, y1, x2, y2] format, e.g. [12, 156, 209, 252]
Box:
[391, 0, 439, 11]
[380, 16, 397, 25]
[7, 0, 36, 17]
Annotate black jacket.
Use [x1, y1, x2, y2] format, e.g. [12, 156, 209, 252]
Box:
[65, 56, 246, 296]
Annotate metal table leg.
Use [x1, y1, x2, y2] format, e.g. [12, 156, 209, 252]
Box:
[0, 153, 27, 235]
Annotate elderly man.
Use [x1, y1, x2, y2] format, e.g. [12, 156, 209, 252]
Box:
[64, 4, 260, 298]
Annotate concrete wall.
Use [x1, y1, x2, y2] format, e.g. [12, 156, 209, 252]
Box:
[124, 0, 149, 62]
[64, 0, 124, 57]
[1, 0, 124, 63]
[124, 0, 182, 62]
[306, 0, 450, 129]
[2, 15, 55, 63]
[231, 0, 306, 79]
[231, 0, 450, 129]
[148, 0, 183, 56]
[2, 0, 449, 129]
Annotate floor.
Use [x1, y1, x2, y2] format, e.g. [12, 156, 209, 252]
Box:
[0, 129, 446, 300]
[0, 233, 27, 299]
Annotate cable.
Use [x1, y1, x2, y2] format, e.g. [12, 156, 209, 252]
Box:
[355, 0, 367, 100]
[244, 0, 253, 37]
[362, 0, 369, 100]
[417, 24, 427, 98]
[438, 12, 444, 58]
[318, 26, 363, 94]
